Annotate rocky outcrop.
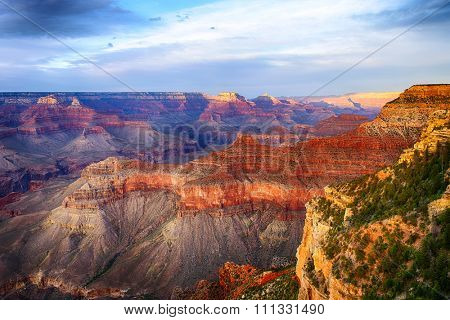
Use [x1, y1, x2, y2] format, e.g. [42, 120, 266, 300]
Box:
[399, 109, 450, 164]
[172, 261, 299, 300]
[37, 95, 59, 105]
[293, 85, 450, 182]
[198, 92, 259, 122]
[295, 192, 359, 299]
[62, 146, 319, 213]
[296, 106, 450, 300]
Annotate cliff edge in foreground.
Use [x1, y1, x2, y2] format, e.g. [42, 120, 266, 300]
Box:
[296, 105, 449, 299]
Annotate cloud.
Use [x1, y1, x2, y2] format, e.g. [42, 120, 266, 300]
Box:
[0, 0, 448, 95]
[107, 0, 391, 67]
[354, 0, 450, 29]
[0, 0, 142, 37]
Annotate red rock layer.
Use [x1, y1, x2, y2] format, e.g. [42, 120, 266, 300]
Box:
[63, 155, 319, 212]
[313, 114, 369, 136]
[294, 133, 411, 179]
[18, 102, 97, 134]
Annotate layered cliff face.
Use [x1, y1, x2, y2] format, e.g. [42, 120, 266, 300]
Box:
[296, 108, 449, 299]
[197, 91, 347, 126]
[58, 133, 322, 213]
[362, 85, 450, 138]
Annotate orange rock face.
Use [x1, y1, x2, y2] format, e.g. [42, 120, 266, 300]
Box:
[363, 84, 450, 138]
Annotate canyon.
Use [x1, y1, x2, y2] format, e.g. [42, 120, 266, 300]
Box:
[0, 91, 378, 200]
[169, 84, 450, 299]
[0, 85, 447, 299]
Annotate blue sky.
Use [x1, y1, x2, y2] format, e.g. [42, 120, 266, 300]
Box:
[0, 0, 449, 96]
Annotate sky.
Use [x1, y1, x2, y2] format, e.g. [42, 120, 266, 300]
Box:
[0, 0, 449, 97]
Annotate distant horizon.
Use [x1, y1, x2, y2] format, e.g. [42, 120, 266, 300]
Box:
[4, 82, 450, 97]
[0, 88, 409, 98]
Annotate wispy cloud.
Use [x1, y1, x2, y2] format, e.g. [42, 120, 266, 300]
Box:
[0, 0, 448, 95]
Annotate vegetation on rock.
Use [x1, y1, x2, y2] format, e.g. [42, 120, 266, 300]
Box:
[318, 143, 449, 299]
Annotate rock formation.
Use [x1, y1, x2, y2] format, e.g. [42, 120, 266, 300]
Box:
[296, 103, 449, 299]
[172, 261, 299, 300]
[252, 93, 283, 107]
